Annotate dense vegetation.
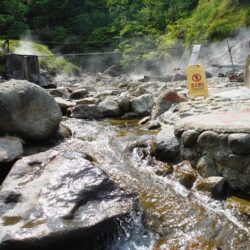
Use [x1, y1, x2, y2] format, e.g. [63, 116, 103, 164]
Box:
[0, 0, 250, 73]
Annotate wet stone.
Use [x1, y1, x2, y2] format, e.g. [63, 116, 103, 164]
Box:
[0, 150, 134, 249]
[194, 176, 225, 193]
[173, 161, 198, 189]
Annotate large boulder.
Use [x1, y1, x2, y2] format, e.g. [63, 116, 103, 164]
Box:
[98, 97, 121, 117]
[151, 89, 186, 119]
[0, 80, 62, 141]
[0, 150, 134, 249]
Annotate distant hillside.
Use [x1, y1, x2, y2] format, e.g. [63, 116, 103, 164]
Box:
[168, 0, 250, 44]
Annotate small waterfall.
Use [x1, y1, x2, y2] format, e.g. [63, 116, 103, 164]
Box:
[110, 210, 157, 250]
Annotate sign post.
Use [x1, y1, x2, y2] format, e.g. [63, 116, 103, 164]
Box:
[187, 64, 208, 98]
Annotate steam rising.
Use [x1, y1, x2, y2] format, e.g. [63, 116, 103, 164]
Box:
[14, 35, 38, 55]
[130, 28, 250, 78]
[13, 29, 250, 77]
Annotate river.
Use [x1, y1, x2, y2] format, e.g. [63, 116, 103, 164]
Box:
[57, 118, 250, 250]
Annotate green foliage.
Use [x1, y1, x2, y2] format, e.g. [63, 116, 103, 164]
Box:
[0, 0, 28, 38]
[1, 0, 250, 73]
[167, 0, 250, 44]
[86, 25, 119, 49]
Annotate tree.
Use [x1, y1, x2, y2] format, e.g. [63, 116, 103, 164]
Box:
[0, 0, 28, 38]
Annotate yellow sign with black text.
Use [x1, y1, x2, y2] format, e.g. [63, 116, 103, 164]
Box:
[187, 64, 208, 98]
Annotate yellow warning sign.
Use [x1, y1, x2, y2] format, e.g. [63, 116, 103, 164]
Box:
[187, 64, 208, 98]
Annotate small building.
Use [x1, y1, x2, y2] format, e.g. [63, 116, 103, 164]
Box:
[6, 54, 40, 83]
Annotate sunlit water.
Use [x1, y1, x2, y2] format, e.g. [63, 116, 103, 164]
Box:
[60, 118, 250, 250]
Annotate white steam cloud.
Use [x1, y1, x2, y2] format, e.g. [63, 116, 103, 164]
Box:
[129, 28, 250, 78]
[14, 35, 38, 55]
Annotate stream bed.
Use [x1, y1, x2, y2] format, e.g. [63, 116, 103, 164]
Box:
[58, 118, 250, 250]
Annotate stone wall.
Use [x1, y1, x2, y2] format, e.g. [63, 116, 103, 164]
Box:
[175, 128, 250, 194]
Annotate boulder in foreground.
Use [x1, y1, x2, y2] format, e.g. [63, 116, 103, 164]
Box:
[0, 150, 134, 249]
[0, 80, 62, 141]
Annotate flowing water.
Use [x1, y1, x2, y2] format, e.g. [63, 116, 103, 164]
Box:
[58, 118, 250, 250]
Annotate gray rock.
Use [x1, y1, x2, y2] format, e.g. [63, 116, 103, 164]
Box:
[173, 161, 198, 189]
[95, 90, 119, 100]
[151, 89, 186, 119]
[0, 80, 62, 141]
[146, 121, 161, 130]
[180, 146, 201, 164]
[0, 151, 133, 249]
[117, 93, 131, 113]
[98, 97, 121, 117]
[70, 88, 88, 100]
[194, 176, 225, 193]
[56, 123, 72, 139]
[222, 166, 250, 194]
[154, 163, 173, 177]
[71, 104, 103, 120]
[154, 126, 180, 162]
[130, 94, 154, 115]
[159, 107, 181, 126]
[75, 97, 97, 105]
[196, 155, 219, 178]
[197, 131, 220, 148]
[228, 133, 250, 155]
[217, 153, 250, 193]
[48, 88, 70, 99]
[182, 130, 199, 147]
[54, 97, 75, 111]
[0, 137, 23, 163]
[130, 86, 148, 97]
